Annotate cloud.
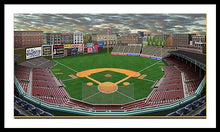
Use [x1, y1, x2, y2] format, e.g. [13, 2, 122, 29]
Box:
[174, 25, 183, 28]
[14, 13, 206, 34]
[155, 22, 165, 28]
[193, 30, 203, 34]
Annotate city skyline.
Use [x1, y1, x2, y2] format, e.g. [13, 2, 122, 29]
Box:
[14, 13, 206, 35]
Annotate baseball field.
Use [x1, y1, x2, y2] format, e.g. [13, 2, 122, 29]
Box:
[50, 53, 166, 104]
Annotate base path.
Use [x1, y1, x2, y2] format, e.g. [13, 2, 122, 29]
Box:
[76, 68, 140, 78]
[77, 68, 141, 94]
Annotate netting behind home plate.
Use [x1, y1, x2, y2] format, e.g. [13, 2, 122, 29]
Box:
[82, 83, 134, 104]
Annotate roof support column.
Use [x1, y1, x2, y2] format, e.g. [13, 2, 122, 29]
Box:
[199, 67, 201, 77]
[195, 60, 197, 72]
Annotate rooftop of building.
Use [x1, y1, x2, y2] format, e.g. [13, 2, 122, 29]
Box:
[14, 31, 44, 32]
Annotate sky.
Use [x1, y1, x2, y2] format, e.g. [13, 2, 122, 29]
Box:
[14, 13, 206, 35]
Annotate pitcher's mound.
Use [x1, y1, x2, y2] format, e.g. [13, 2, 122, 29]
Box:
[104, 74, 112, 77]
[98, 82, 118, 94]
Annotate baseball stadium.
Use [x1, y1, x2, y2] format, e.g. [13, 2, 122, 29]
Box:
[14, 42, 206, 117]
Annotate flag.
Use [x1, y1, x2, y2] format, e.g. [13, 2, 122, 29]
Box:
[107, 28, 111, 33]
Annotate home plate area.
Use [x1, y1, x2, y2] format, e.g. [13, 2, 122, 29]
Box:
[82, 82, 134, 104]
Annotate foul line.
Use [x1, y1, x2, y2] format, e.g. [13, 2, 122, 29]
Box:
[139, 78, 156, 83]
[62, 78, 75, 82]
[82, 91, 101, 101]
[116, 91, 136, 101]
[53, 60, 79, 73]
[137, 61, 161, 73]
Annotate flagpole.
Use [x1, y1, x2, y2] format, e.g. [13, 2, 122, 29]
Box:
[52, 44, 54, 59]
[161, 45, 162, 61]
[107, 29, 109, 54]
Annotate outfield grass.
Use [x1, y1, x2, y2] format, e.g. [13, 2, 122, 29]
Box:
[51, 53, 165, 104]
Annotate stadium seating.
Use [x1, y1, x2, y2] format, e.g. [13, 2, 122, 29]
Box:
[40, 112, 53, 116]
[167, 111, 180, 116]
[167, 95, 206, 116]
[15, 65, 31, 93]
[141, 46, 175, 58]
[121, 65, 185, 111]
[19, 57, 56, 69]
[14, 96, 23, 105]
[121, 99, 146, 110]
[198, 108, 206, 116]
[198, 95, 206, 104]
[144, 65, 184, 107]
[192, 100, 203, 108]
[176, 107, 189, 116]
[185, 104, 196, 111]
[14, 95, 53, 116]
[163, 57, 204, 96]
[111, 45, 142, 54]
[31, 108, 44, 116]
[14, 108, 24, 116]
[23, 103, 35, 111]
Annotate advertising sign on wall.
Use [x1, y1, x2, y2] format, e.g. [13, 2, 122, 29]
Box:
[42, 45, 52, 56]
[53, 45, 64, 58]
[26, 47, 42, 60]
[64, 44, 72, 49]
[97, 42, 103, 47]
[72, 44, 84, 52]
[87, 47, 93, 53]
[71, 47, 78, 55]
[87, 43, 98, 53]
[87, 43, 93, 53]
[93, 43, 98, 53]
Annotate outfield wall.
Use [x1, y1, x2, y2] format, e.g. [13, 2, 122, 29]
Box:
[111, 52, 162, 61]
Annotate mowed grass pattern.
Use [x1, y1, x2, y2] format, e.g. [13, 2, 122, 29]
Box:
[51, 53, 165, 104]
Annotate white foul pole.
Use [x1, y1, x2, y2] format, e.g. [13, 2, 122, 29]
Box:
[107, 29, 109, 54]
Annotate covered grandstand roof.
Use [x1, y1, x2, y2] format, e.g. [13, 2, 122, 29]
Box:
[170, 50, 206, 65]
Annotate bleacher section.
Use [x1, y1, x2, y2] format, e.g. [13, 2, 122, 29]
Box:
[141, 46, 176, 58]
[111, 44, 142, 56]
[111, 45, 175, 60]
